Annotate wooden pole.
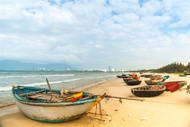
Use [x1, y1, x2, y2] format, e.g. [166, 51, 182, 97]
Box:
[97, 94, 144, 102]
[46, 78, 53, 101]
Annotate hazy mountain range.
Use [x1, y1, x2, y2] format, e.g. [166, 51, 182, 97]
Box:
[0, 60, 77, 70]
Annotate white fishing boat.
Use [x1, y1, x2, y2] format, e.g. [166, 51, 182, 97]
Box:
[12, 85, 102, 122]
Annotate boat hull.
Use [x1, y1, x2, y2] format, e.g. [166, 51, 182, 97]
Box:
[123, 79, 141, 86]
[15, 99, 92, 122]
[131, 85, 165, 97]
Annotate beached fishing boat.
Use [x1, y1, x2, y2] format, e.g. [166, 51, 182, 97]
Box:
[117, 74, 129, 78]
[123, 73, 141, 86]
[140, 74, 152, 78]
[149, 75, 162, 80]
[131, 85, 166, 97]
[144, 79, 164, 85]
[145, 75, 170, 85]
[163, 81, 187, 92]
[184, 71, 190, 75]
[12, 85, 102, 122]
[123, 78, 142, 86]
[179, 74, 186, 77]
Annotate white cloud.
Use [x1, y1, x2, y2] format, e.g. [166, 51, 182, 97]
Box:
[0, 0, 190, 70]
[174, 33, 190, 44]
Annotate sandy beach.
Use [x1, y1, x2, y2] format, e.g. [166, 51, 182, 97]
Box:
[0, 73, 190, 127]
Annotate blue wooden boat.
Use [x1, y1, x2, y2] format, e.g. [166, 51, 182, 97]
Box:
[12, 85, 101, 122]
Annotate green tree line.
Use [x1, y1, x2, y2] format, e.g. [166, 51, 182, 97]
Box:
[155, 62, 190, 73]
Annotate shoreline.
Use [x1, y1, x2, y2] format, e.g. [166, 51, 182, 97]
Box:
[0, 73, 190, 127]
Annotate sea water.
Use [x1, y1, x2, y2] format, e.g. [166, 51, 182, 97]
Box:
[0, 70, 120, 107]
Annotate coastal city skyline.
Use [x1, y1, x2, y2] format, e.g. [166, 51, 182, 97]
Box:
[1, 0, 190, 70]
[0, 59, 189, 71]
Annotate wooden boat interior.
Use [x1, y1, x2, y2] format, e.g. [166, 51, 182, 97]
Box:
[15, 86, 93, 103]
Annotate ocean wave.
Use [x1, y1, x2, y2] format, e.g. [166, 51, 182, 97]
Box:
[0, 83, 45, 92]
[63, 78, 82, 82]
[0, 81, 53, 92]
[0, 86, 13, 92]
[0, 74, 75, 79]
[0, 78, 83, 92]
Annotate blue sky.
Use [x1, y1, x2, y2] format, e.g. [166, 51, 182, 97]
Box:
[0, 0, 190, 70]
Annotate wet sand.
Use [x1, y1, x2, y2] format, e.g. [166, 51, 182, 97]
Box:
[0, 73, 190, 127]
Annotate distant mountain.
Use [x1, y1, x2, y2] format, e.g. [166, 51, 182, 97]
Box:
[0, 60, 77, 70]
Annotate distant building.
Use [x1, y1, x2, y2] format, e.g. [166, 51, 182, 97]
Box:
[108, 66, 111, 71]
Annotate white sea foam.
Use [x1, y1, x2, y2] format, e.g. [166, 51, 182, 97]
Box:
[0, 86, 13, 92]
